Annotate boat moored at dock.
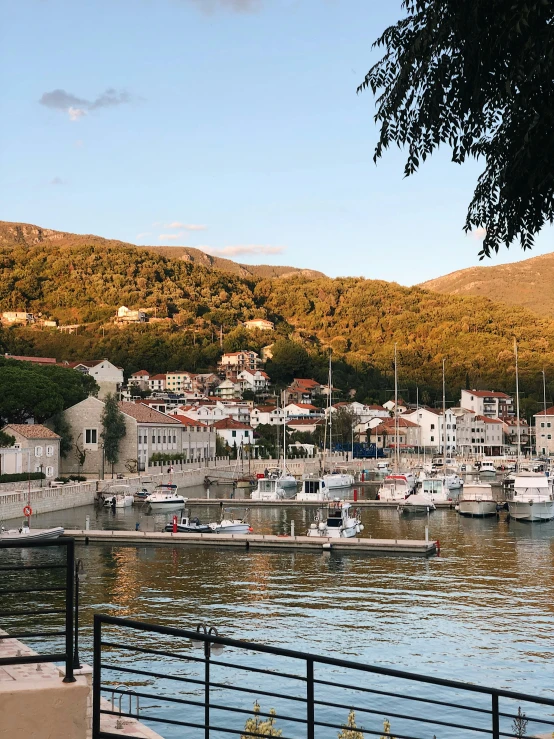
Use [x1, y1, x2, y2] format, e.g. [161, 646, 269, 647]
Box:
[307, 501, 364, 538]
[458, 483, 497, 517]
[0, 524, 64, 541]
[145, 484, 187, 511]
[507, 472, 554, 522]
[398, 491, 435, 515]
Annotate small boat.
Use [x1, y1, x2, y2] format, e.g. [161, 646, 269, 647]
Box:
[458, 483, 497, 517]
[323, 466, 355, 490]
[375, 461, 390, 475]
[297, 476, 330, 502]
[210, 509, 252, 534]
[479, 461, 497, 477]
[419, 477, 451, 504]
[145, 484, 187, 511]
[252, 467, 297, 501]
[398, 491, 435, 515]
[507, 472, 554, 522]
[307, 501, 364, 538]
[164, 515, 212, 533]
[0, 524, 64, 541]
[443, 473, 463, 490]
[101, 485, 134, 508]
[376, 475, 412, 502]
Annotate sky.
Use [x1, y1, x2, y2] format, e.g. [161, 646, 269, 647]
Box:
[1, 0, 552, 286]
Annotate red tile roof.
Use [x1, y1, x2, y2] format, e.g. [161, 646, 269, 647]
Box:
[119, 402, 181, 424]
[212, 418, 252, 430]
[132, 370, 150, 377]
[474, 415, 504, 424]
[286, 418, 325, 427]
[3, 424, 61, 439]
[290, 378, 320, 388]
[288, 403, 317, 410]
[149, 374, 166, 381]
[534, 406, 554, 417]
[177, 416, 208, 428]
[466, 390, 511, 399]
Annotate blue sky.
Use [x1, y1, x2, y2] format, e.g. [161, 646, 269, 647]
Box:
[2, 0, 552, 285]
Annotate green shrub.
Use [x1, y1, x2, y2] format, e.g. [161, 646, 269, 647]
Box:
[0, 472, 46, 483]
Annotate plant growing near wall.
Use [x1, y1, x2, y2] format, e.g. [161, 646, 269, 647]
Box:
[241, 701, 282, 738]
[338, 709, 364, 738]
[512, 707, 528, 738]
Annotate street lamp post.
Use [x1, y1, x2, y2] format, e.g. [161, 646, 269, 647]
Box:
[191, 624, 224, 739]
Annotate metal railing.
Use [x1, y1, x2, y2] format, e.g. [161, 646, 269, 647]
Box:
[0, 537, 75, 682]
[93, 614, 554, 739]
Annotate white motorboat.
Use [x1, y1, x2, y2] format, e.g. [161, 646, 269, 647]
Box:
[419, 477, 450, 504]
[210, 509, 252, 534]
[0, 525, 64, 541]
[375, 461, 390, 475]
[323, 467, 355, 490]
[145, 484, 187, 511]
[458, 483, 497, 517]
[443, 473, 463, 490]
[297, 476, 330, 502]
[252, 468, 297, 501]
[307, 501, 364, 538]
[398, 491, 435, 515]
[479, 461, 497, 477]
[376, 475, 412, 502]
[101, 485, 134, 508]
[507, 473, 554, 522]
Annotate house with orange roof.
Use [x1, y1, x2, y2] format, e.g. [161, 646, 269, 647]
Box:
[460, 389, 514, 419]
[1, 424, 61, 479]
[211, 417, 253, 448]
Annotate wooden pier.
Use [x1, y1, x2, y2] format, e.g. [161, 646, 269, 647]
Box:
[63, 529, 438, 556]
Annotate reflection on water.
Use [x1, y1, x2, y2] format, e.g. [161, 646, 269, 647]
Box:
[5, 495, 554, 736]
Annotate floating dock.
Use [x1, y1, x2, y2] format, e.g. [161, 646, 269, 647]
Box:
[183, 497, 459, 509]
[63, 529, 437, 556]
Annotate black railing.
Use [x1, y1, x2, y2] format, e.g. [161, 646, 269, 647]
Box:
[93, 614, 554, 739]
[0, 537, 75, 682]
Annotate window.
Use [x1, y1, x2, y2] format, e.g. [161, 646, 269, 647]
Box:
[163, 436, 166, 444]
[157, 436, 161, 444]
[548, 423, 552, 428]
[548, 435, 552, 440]
[152, 435, 155, 444]
[430, 424, 435, 430]
[46, 445, 54, 457]
[46, 466, 54, 478]
[173, 435, 176, 443]
[232, 430, 237, 438]
[541, 422, 545, 428]
[35, 446, 43, 457]
[430, 436, 434, 442]
[85, 428, 98, 445]
[245, 430, 249, 438]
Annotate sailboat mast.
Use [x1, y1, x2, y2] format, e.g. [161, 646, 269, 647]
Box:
[328, 354, 333, 465]
[394, 343, 398, 472]
[282, 402, 287, 473]
[515, 339, 521, 468]
[416, 386, 420, 462]
[442, 359, 447, 461]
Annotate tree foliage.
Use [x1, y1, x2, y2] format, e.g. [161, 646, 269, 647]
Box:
[0, 430, 15, 447]
[100, 394, 127, 469]
[358, 0, 554, 257]
[241, 702, 282, 738]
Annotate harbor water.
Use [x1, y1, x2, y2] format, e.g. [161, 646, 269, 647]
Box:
[3, 480, 554, 737]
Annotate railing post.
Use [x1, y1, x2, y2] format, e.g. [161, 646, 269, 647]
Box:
[306, 658, 314, 739]
[492, 693, 499, 739]
[204, 639, 210, 739]
[63, 538, 75, 683]
[92, 615, 101, 738]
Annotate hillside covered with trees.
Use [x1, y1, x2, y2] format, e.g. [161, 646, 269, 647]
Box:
[2, 221, 554, 412]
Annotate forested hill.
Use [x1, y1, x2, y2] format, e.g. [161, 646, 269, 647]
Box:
[420, 251, 554, 318]
[2, 220, 554, 401]
[0, 222, 324, 281]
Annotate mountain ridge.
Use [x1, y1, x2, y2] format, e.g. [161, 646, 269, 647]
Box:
[0, 221, 324, 281]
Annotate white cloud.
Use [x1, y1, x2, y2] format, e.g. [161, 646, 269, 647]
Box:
[468, 227, 487, 240]
[200, 245, 285, 257]
[158, 233, 183, 241]
[165, 222, 207, 230]
[69, 107, 87, 122]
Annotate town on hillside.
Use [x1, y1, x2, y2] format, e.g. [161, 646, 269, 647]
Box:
[0, 349, 550, 482]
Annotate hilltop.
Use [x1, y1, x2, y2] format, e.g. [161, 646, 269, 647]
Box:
[420, 251, 554, 317]
[2, 220, 554, 401]
[0, 222, 324, 281]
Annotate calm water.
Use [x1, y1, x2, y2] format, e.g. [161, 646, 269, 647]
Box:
[4, 484, 554, 738]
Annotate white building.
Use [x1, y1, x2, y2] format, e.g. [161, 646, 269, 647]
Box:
[176, 416, 216, 462]
[129, 370, 150, 391]
[117, 306, 147, 323]
[460, 389, 514, 419]
[212, 418, 253, 448]
[1, 312, 35, 325]
[284, 403, 322, 419]
[244, 319, 274, 331]
[456, 413, 504, 456]
[218, 351, 261, 377]
[402, 406, 458, 454]
[534, 408, 554, 456]
[148, 374, 166, 392]
[214, 379, 240, 400]
[250, 405, 285, 428]
[1, 424, 60, 479]
[67, 359, 124, 395]
[237, 369, 270, 394]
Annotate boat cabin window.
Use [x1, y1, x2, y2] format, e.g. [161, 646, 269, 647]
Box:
[326, 518, 342, 527]
[304, 480, 320, 494]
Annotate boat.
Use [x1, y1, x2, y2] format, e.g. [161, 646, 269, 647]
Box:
[507, 472, 554, 522]
[252, 476, 295, 501]
[323, 466, 355, 490]
[479, 461, 497, 477]
[442, 473, 463, 490]
[375, 461, 390, 475]
[210, 508, 252, 534]
[145, 484, 187, 511]
[398, 491, 436, 515]
[419, 477, 451, 504]
[164, 514, 212, 533]
[0, 524, 64, 541]
[307, 501, 364, 538]
[101, 485, 134, 508]
[296, 476, 330, 502]
[458, 483, 497, 517]
[376, 474, 412, 502]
